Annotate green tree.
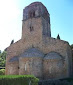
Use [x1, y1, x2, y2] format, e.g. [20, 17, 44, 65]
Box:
[71, 44, 73, 49]
[10, 39, 14, 45]
[70, 44, 73, 61]
[0, 50, 1, 54]
[0, 69, 5, 75]
[0, 51, 7, 67]
[57, 34, 60, 39]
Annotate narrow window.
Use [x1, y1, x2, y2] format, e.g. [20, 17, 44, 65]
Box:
[30, 26, 34, 32]
[25, 63, 27, 71]
[33, 11, 35, 17]
[18, 66, 20, 69]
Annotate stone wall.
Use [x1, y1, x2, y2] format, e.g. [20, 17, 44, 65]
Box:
[19, 57, 43, 79]
[22, 17, 43, 40]
[6, 61, 19, 75]
[6, 36, 72, 78]
[43, 58, 65, 79]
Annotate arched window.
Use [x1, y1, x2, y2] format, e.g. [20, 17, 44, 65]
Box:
[29, 11, 35, 18]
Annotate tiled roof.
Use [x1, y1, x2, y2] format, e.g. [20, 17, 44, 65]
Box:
[44, 52, 63, 59]
[9, 56, 19, 62]
[20, 48, 44, 58]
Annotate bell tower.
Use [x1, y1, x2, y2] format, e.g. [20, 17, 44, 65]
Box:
[22, 2, 51, 41]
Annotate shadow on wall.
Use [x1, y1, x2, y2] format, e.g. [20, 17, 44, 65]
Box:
[38, 78, 73, 85]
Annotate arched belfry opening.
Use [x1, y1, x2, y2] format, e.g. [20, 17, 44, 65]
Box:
[29, 10, 35, 18]
[33, 11, 35, 17]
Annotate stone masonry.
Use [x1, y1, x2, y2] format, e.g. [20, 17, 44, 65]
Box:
[6, 2, 72, 80]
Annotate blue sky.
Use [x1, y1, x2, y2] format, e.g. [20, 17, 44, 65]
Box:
[0, 0, 73, 51]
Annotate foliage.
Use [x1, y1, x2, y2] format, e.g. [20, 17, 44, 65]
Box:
[0, 51, 7, 67]
[71, 44, 73, 49]
[57, 34, 60, 39]
[0, 75, 39, 85]
[0, 69, 5, 75]
[10, 40, 14, 45]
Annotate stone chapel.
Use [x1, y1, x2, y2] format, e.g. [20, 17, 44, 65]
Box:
[6, 2, 72, 80]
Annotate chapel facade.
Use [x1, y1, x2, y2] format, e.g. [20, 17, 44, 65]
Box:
[6, 2, 72, 80]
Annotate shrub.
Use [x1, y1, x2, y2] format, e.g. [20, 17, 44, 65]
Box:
[0, 69, 5, 75]
[0, 75, 39, 85]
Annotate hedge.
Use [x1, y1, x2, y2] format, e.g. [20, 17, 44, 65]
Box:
[0, 75, 39, 85]
[0, 69, 5, 75]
